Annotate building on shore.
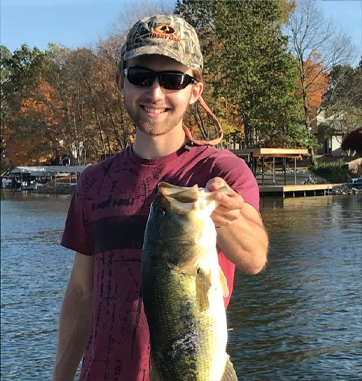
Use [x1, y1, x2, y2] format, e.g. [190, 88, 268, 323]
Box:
[1, 166, 88, 190]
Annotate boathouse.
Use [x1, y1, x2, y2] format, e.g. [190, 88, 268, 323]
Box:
[1, 166, 87, 190]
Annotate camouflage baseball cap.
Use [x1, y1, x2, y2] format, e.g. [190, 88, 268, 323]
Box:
[121, 15, 203, 70]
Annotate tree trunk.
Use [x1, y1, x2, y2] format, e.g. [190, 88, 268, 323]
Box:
[300, 61, 316, 166]
[244, 119, 251, 148]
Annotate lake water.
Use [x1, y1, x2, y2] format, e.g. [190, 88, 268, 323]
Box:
[1, 191, 361, 380]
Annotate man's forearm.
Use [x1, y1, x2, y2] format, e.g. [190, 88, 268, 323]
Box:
[53, 287, 93, 381]
[216, 205, 268, 274]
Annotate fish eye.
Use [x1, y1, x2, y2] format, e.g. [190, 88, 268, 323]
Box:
[156, 207, 167, 217]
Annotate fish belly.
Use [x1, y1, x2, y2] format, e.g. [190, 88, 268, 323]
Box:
[143, 256, 228, 381]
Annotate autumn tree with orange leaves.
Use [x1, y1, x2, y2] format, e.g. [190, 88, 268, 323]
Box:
[1, 0, 357, 167]
[1, 40, 135, 166]
[1, 44, 58, 166]
[302, 51, 329, 120]
[1, 2, 170, 167]
[286, 0, 355, 163]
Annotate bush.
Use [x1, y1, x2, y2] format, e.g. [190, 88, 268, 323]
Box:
[310, 160, 355, 183]
[341, 127, 362, 157]
[1, 157, 11, 175]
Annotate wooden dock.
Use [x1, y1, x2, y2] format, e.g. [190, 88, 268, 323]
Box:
[231, 148, 310, 186]
[259, 184, 344, 198]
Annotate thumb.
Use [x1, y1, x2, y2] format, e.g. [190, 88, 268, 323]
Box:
[205, 177, 227, 191]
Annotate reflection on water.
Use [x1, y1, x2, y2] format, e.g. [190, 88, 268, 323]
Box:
[228, 196, 362, 380]
[1, 192, 73, 381]
[1, 191, 362, 380]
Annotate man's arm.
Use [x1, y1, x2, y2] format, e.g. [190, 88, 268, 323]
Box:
[53, 252, 94, 381]
[207, 177, 268, 274]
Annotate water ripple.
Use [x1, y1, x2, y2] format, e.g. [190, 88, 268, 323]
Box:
[1, 193, 362, 380]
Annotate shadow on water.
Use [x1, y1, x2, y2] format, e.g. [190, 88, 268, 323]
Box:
[1, 192, 362, 380]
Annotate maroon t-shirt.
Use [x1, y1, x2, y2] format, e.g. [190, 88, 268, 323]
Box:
[61, 144, 259, 381]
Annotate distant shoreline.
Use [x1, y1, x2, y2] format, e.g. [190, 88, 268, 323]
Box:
[2, 182, 361, 198]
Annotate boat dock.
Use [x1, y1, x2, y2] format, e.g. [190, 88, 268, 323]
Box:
[229, 148, 349, 198]
[259, 183, 344, 198]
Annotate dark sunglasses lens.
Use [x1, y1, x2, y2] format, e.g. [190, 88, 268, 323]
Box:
[127, 69, 156, 86]
[160, 73, 188, 90]
[126, 68, 194, 89]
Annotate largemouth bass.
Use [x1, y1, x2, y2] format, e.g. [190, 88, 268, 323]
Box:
[142, 182, 238, 381]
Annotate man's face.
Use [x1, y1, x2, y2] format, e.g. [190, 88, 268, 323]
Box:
[120, 55, 203, 137]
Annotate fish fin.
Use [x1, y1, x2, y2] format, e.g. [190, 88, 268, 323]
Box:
[176, 251, 205, 273]
[196, 266, 212, 310]
[219, 266, 229, 298]
[149, 354, 163, 381]
[221, 355, 238, 381]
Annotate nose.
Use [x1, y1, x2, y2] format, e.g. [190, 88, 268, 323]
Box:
[146, 77, 165, 100]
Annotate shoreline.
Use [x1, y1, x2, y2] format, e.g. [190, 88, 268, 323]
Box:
[2, 183, 361, 197]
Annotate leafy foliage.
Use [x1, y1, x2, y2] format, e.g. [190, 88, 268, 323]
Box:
[1, 44, 57, 164]
[1, 0, 356, 165]
[1, 38, 134, 165]
[176, 0, 304, 148]
[341, 128, 362, 157]
[286, 0, 355, 163]
[323, 61, 362, 137]
[303, 51, 330, 119]
[310, 160, 355, 183]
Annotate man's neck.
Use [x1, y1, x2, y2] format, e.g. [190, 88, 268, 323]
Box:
[132, 125, 188, 159]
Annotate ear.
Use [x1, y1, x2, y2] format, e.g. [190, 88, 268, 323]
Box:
[189, 82, 204, 105]
[116, 73, 124, 92]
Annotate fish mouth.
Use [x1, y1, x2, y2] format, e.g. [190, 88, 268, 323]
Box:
[157, 182, 226, 213]
[159, 182, 200, 203]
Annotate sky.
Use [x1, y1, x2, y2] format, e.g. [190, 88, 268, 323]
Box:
[1, 0, 361, 64]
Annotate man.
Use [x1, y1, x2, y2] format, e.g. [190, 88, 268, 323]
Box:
[53, 15, 268, 381]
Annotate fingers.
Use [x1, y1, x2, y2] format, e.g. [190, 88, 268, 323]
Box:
[205, 177, 227, 192]
[211, 206, 241, 228]
[205, 177, 244, 228]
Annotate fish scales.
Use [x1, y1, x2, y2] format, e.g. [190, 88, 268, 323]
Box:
[142, 182, 238, 381]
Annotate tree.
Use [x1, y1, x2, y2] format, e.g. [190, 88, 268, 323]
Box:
[303, 51, 329, 119]
[323, 61, 362, 138]
[1, 40, 135, 165]
[1, 44, 57, 165]
[0, 46, 13, 162]
[286, 0, 356, 162]
[175, 0, 306, 148]
[88, 35, 134, 155]
[46, 40, 134, 164]
[341, 128, 362, 157]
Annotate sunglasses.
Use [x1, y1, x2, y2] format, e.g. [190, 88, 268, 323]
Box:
[123, 66, 197, 90]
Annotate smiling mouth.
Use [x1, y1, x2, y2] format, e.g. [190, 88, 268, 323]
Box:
[141, 106, 169, 114]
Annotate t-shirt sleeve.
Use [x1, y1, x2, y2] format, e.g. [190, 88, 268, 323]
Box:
[61, 172, 93, 256]
[211, 150, 260, 211]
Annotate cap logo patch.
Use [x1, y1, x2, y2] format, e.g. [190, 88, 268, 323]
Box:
[146, 23, 181, 43]
[154, 24, 175, 35]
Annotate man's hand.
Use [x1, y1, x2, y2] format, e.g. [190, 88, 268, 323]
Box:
[206, 177, 244, 228]
[205, 177, 268, 274]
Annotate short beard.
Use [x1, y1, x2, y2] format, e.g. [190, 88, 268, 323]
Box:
[124, 96, 192, 137]
[135, 114, 185, 136]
